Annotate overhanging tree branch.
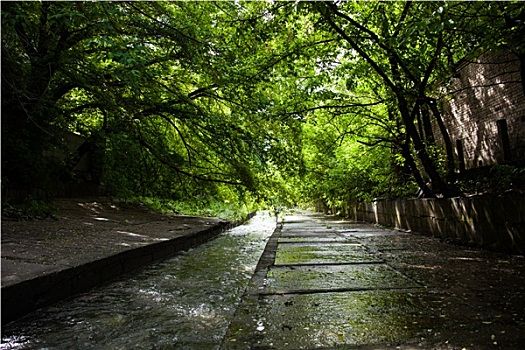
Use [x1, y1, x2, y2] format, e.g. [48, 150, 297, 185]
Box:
[136, 131, 243, 186]
[279, 100, 384, 117]
[320, 5, 397, 92]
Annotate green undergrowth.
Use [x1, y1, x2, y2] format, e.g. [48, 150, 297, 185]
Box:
[2, 196, 58, 221]
[457, 164, 525, 196]
[129, 196, 258, 221]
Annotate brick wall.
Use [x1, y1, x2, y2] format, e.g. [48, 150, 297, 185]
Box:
[438, 50, 525, 168]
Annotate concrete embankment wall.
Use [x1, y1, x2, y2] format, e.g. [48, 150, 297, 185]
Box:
[343, 195, 525, 255]
[2, 212, 256, 325]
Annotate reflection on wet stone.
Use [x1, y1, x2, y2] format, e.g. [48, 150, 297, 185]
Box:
[1, 214, 276, 350]
[274, 242, 381, 265]
[262, 264, 421, 294]
[222, 211, 525, 350]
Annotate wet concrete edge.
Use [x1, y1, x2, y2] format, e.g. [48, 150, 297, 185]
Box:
[1, 212, 256, 326]
[218, 221, 283, 349]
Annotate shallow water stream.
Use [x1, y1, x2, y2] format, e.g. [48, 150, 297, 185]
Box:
[1, 213, 276, 350]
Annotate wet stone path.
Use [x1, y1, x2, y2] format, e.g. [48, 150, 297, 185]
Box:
[2, 211, 525, 350]
[221, 211, 525, 350]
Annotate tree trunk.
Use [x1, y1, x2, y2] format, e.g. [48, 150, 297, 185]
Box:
[400, 139, 434, 198]
[426, 97, 457, 183]
[396, 92, 457, 197]
[419, 102, 435, 144]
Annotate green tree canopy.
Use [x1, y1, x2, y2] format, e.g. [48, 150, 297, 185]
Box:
[2, 1, 522, 215]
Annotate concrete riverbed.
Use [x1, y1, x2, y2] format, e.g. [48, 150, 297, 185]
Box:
[1, 211, 276, 349]
[2, 208, 525, 349]
[221, 211, 525, 350]
[1, 198, 246, 324]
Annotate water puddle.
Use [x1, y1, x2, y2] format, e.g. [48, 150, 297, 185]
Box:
[1, 213, 275, 350]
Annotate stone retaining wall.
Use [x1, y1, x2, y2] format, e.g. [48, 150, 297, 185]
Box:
[345, 195, 525, 255]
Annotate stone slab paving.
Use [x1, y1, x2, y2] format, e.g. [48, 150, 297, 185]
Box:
[221, 210, 525, 350]
[274, 243, 380, 266]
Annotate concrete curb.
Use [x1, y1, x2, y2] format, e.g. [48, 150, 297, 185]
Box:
[2, 212, 256, 325]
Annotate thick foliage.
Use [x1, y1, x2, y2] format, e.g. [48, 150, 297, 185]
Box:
[2, 2, 301, 213]
[2, 1, 521, 216]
